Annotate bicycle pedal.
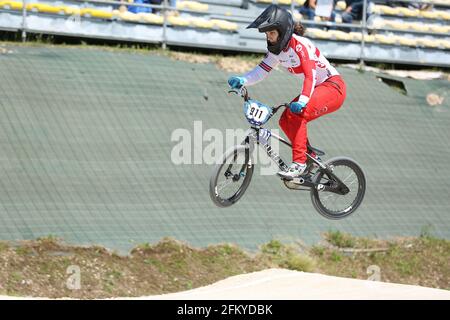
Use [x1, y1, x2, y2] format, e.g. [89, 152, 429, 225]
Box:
[280, 174, 311, 183]
[283, 180, 310, 191]
[291, 176, 310, 184]
[277, 172, 291, 180]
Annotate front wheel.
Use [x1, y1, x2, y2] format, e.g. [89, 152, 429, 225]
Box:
[310, 157, 366, 219]
[209, 145, 254, 208]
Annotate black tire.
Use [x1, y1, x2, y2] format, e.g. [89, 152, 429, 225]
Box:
[209, 145, 254, 208]
[310, 157, 366, 219]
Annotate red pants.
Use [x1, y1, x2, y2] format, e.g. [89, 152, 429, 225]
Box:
[279, 75, 346, 164]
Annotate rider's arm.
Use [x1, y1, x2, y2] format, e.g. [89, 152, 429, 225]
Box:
[295, 42, 317, 105]
[243, 52, 280, 86]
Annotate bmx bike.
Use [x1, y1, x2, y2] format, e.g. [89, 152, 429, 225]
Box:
[209, 87, 366, 219]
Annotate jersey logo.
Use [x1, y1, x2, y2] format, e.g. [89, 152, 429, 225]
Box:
[295, 44, 307, 59]
[315, 61, 326, 68]
[315, 106, 328, 116]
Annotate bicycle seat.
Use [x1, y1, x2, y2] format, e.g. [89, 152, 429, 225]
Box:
[307, 143, 325, 156]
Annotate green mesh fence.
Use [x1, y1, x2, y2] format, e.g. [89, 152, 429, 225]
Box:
[0, 44, 449, 253]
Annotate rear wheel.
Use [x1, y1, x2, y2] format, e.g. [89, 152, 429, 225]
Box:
[209, 145, 254, 208]
[310, 157, 366, 219]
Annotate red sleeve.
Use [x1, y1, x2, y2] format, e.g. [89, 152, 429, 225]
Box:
[294, 41, 316, 103]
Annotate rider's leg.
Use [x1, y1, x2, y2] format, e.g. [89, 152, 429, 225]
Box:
[306, 138, 317, 158]
[278, 108, 297, 144]
[301, 76, 346, 122]
[279, 76, 346, 176]
[294, 75, 347, 162]
[278, 110, 307, 177]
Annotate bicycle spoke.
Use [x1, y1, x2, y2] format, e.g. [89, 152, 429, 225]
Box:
[342, 171, 354, 183]
[346, 177, 357, 187]
[318, 164, 360, 214]
[332, 193, 340, 207]
[321, 193, 335, 201]
[217, 178, 234, 193]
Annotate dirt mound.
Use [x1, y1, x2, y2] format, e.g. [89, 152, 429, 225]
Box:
[0, 233, 448, 299]
[141, 269, 450, 300]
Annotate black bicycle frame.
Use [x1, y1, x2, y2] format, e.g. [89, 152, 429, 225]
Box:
[228, 87, 350, 195]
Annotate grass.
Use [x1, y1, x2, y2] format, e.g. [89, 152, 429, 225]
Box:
[15, 246, 33, 256]
[314, 232, 450, 287]
[310, 245, 325, 257]
[10, 272, 22, 282]
[420, 224, 436, 239]
[0, 233, 448, 298]
[0, 242, 8, 252]
[324, 230, 356, 248]
[260, 239, 315, 272]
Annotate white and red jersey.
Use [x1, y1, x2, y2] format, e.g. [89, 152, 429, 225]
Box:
[243, 34, 339, 104]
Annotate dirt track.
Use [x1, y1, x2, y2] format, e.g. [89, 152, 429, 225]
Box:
[2, 269, 449, 300]
[140, 269, 450, 300]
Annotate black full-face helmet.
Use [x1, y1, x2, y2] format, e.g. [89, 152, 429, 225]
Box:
[247, 4, 294, 55]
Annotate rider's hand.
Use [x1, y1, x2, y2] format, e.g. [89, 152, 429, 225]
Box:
[228, 76, 247, 89]
[289, 101, 306, 114]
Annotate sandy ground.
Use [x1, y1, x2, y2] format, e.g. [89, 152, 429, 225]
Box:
[140, 269, 450, 300]
[1, 269, 449, 300]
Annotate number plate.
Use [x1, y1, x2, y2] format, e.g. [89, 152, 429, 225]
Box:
[243, 100, 272, 126]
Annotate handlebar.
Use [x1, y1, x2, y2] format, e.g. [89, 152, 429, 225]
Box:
[272, 103, 290, 115]
[228, 86, 289, 115]
[228, 86, 249, 101]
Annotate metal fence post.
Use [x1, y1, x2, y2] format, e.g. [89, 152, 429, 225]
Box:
[359, 0, 368, 70]
[21, 0, 27, 42]
[162, 0, 168, 50]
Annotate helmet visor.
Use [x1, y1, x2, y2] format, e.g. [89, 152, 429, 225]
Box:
[246, 4, 278, 30]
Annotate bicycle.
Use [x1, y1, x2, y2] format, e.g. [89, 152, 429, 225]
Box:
[209, 86, 366, 220]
